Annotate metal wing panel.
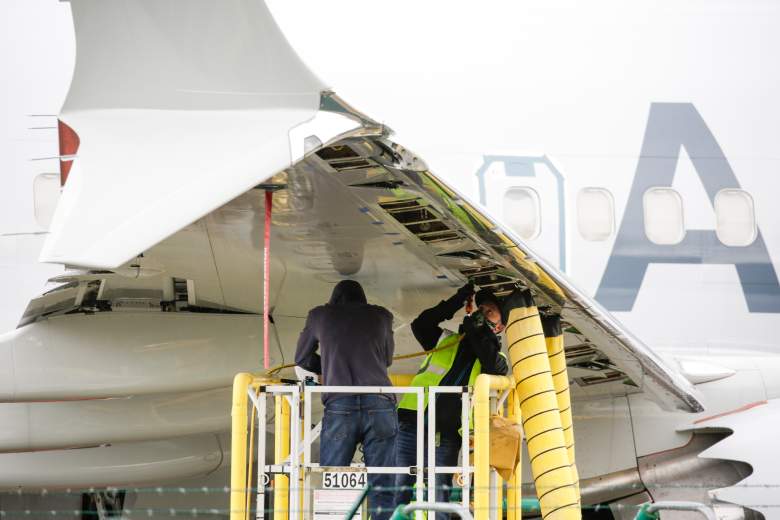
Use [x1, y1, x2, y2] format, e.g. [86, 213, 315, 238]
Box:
[40, 0, 326, 268]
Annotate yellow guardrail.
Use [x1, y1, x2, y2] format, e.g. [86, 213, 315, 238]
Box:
[506, 389, 523, 520]
[231, 365, 577, 520]
[274, 395, 290, 520]
[231, 373, 288, 520]
[231, 373, 254, 520]
[473, 374, 517, 520]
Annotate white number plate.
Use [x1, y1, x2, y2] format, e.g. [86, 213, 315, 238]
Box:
[322, 471, 367, 490]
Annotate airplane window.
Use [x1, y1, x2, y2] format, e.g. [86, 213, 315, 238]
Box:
[577, 187, 614, 241]
[503, 187, 540, 240]
[643, 187, 685, 245]
[715, 189, 757, 247]
[33, 173, 61, 230]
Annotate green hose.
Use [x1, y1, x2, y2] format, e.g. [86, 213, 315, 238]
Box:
[343, 485, 371, 520]
[634, 504, 660, 520]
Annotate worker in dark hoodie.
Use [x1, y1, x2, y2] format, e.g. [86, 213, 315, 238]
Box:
[394, 282, 508, 517]
[295, 280, 396, 520]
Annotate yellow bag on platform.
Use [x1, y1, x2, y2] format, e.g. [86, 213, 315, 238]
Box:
[489, 415, 522, 480]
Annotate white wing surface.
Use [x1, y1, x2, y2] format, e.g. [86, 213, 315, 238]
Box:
[695, 400, 780, 518]
[41, 0, 327, 268]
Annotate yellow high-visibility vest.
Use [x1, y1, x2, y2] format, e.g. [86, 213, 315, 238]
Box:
[397, 333, 482, 412]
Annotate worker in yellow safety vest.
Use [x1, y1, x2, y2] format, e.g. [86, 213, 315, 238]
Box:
[394, 283, 508, 518]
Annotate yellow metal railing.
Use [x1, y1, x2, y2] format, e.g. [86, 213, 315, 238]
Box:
[273, 395, 290, 520]
[231, 369, 576, 520]
[231, 374, 523, 520]
[506, 389, 523, 520]
[473, 374, 521, 520]
[231, 373, 292, 520]
[230, 373, 254, 520]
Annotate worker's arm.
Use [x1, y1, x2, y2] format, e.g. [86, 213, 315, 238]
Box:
[294, 310, 322, 375]
[411, 283, 475, 350]
[384, 311, 395, 367]
[462, 316, 508, 375]
[487, 350, 509, 376]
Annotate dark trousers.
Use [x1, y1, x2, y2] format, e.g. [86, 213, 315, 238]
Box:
[394, 420, 461, 520]
[320, 395, 398, 520]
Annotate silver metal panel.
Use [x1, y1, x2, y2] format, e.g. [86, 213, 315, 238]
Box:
[0, 433, 225, 489]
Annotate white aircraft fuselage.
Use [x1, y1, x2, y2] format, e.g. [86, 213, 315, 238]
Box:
[1, 1, 778, 518]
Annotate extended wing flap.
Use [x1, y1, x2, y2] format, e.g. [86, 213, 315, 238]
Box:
[41, 0, 326, 268]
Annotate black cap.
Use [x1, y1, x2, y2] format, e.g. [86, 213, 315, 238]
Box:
[474, 288, 500, 308]
[328, 280, 367, 305]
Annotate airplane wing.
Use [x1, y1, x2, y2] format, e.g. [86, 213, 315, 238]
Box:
[36, 0, 702, 414]
[35, 137, 704, 413]
[39, 0, 361, 268]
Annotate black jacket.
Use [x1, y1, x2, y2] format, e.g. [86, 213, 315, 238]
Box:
[295, 280, 395, 404]
[399, 291, 509, 435]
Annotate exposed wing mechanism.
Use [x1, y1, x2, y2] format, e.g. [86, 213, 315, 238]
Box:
[34, 129, 703, 413]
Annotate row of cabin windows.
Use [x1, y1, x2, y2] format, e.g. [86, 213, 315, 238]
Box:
[31, 172, 757, 248]
[503, 187, 758, 247]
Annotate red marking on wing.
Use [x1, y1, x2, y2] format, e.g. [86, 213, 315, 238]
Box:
[693, 400, 767, 424]
[58, 120, 80, 186]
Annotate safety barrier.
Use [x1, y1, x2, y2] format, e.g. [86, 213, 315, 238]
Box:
[301, 384, 427, 520]
[229, 374, 528, 520]
[473, 375, 520, 520]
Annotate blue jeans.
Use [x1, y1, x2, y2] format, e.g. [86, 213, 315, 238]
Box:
[394, 420, 461, 520]
[320, 395, 398, 520]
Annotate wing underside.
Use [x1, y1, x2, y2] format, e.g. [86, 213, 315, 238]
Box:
[36, 129, 703, 413]
[33, 0, 702, 414]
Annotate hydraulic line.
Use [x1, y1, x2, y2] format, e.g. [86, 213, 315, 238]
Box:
[503, 289, 580, 520]
[541, 315, 580, 497]
[268, 335, 463, 376]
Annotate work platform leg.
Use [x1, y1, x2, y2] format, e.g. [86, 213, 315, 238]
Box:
[274, 396, 290, 520]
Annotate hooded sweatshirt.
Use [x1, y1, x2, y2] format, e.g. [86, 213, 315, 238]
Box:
[295, 280, 395, 404]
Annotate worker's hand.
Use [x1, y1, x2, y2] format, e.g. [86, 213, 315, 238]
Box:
[462, 313, 500, 354]
[455, 281, 475, 302]
[462, 311, 487, 338]
[294, 366, 320, 384]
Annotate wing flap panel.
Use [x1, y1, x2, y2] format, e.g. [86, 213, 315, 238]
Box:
[41, 0, 326, 268]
